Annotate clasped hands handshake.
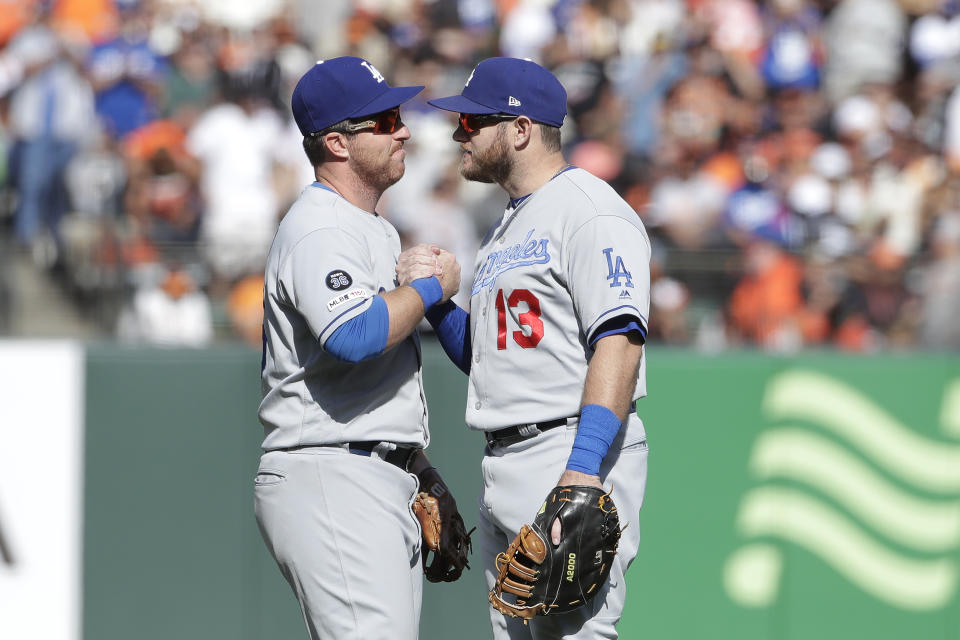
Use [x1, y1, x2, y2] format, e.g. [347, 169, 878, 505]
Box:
[396, 244, 461, 303]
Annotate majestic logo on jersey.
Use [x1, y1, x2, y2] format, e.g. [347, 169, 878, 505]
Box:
[326, 270, 353, 291]
[472, 229, 550, 295]
[359, 61, 385, 83]
[602, 248, 634, 289]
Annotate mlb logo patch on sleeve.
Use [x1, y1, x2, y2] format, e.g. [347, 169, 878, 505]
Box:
[326, 270, 353, 290]
[327, 288, 369, 311]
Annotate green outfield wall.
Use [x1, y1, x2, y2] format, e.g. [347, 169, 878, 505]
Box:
[78, 343, 960, 640]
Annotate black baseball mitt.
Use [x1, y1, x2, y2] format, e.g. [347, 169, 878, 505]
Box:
[489, 485, 621, 620]
[413, 467, 474, 582]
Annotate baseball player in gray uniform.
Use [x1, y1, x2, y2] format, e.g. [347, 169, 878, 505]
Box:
[400, 58, 651, 639]
[255, 56, 469, 640]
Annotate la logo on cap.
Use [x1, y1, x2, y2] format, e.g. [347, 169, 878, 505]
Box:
[292, 56, 424, 136]
[360, 61, 385, 83]
[316, 58, 385, 83]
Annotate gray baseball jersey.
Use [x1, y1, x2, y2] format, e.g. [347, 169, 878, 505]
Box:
[259, 183, 429, 450]
[466, 167, 650, 437]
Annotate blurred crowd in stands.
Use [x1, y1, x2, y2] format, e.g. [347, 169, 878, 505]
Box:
[0, 0, 959, 352]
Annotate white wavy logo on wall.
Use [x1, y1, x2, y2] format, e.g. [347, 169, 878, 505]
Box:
[724, 370, 960, 611]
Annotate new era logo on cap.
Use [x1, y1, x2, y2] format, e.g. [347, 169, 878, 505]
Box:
[427, 57, 567, 127]
[291, 56, 423, 136]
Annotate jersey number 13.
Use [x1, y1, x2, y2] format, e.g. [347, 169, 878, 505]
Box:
[495, 288, 543, 349]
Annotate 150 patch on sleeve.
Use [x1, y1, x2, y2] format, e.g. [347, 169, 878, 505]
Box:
[327, 288, 369, 311]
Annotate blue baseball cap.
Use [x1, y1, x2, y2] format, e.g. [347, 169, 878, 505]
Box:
[427, 58, 567, 127]
[291, 56, 424, 135]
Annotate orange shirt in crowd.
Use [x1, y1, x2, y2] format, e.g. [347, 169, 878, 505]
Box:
[0, 0, 33, 47]
[729, 248, 804, 345]
[228, 274, 265, 349]
[123, 120, 187, 161]
[51, 0, 118, 45]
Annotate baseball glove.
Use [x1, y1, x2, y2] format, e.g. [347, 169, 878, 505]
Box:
[413, 467, 474, 582]
[489, 485, 621, 620]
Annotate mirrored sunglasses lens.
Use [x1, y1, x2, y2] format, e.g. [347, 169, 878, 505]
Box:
[375, 109, 400, 134]
[459, 114, 477, 133]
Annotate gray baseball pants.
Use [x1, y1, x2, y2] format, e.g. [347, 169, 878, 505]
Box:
[479, 418, 649, 640]
[254, 447, 423, 640]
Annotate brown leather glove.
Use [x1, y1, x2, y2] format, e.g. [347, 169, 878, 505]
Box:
[412, 467, 474, 582]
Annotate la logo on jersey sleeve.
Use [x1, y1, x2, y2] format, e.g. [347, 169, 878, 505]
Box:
[602, 248, 634, 299]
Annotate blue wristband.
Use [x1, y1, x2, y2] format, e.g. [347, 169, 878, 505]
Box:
[566, 404, 622, 475]
[409, 276, 442, 310]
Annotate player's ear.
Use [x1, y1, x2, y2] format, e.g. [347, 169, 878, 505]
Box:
[512, 116, 535, 150]
[323, 131, 351, 160]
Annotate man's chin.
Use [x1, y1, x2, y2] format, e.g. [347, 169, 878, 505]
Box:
[384, 168, 405, 189]
[381, 159, 406, 187]
[462, 172, 495, 184]
[460, 162, 494, 184]
[356, 159, 404, 192]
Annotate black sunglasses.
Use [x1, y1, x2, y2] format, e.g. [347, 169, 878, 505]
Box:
[458, 112, 519, 134]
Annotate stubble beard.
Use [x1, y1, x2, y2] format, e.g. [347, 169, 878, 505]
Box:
[460, 126, 513, 185]
[350, 141, 405, 193]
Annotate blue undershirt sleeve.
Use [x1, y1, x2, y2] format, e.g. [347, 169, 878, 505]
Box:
[425, 300, 471, 375]
[324, 295, 390, 363]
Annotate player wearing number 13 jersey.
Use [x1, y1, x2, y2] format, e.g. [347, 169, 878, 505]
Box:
[465, 176, 649, 434]
[415, 58, 652, 640]
[464, 173, 651, 438]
